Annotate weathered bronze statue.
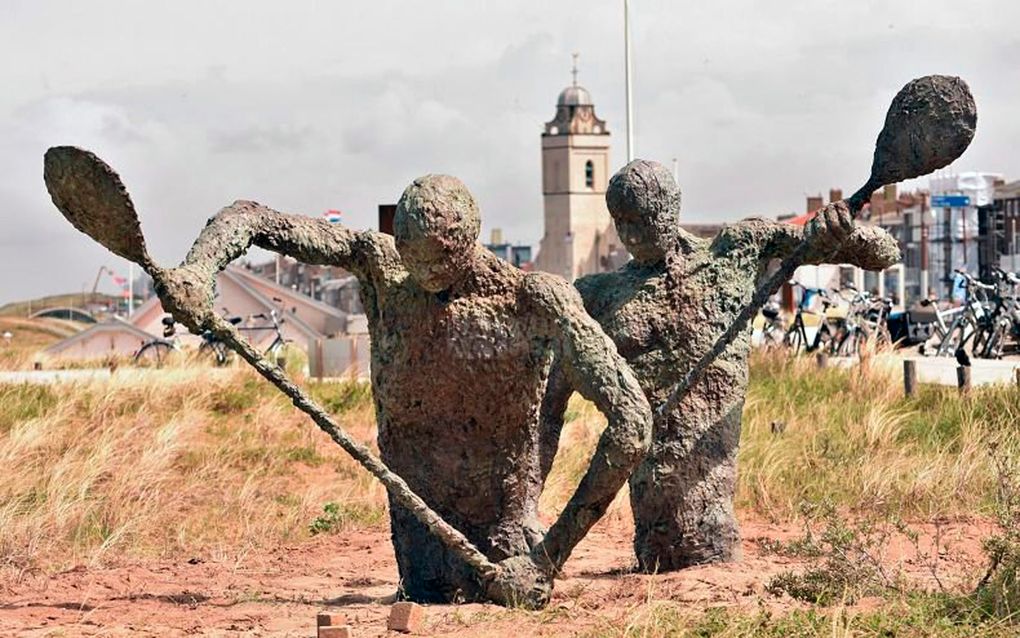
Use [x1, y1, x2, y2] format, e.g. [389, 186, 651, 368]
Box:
[542, 160, 901, 571]
[542, 74, 977, 572]
[43, 159, 651, 607]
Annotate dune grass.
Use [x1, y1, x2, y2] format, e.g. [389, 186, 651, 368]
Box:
[0, 367, 384, 581]
[739, 351, 1020, 520]
[1, 349, 1019, 634]
[3, 351, 1017, 578]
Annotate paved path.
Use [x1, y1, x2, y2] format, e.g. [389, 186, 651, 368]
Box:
[900, 355, 1019, 387]
[0, 368, 113, 384]
[825, 353, 1020, 387]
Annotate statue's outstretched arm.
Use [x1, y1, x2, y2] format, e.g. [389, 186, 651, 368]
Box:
[182, 199, 397, 285]
[146, 201, 401, 332]
[734, 201, 901, 273]
[525, 273, 652, 573]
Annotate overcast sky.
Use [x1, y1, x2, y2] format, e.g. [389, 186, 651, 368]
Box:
[2, 0, 1018, 303]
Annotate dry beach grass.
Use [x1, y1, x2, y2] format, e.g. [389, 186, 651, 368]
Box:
[1, 345, 1019, 635]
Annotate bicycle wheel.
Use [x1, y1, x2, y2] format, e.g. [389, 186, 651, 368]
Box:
[134, 341, 174, 368]
[980, 321, 1008, 360]
[970, 324, 990, 359]
[761, 324, 784, 349]
[198, 340, 230, 366]
[784, 326, 805, 354]
[809, 324, 833, 353]
[835, 328, 861, 357]
[937, 322, 967, 357]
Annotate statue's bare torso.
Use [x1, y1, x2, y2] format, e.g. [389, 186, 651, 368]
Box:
[366, 256, 552, 559]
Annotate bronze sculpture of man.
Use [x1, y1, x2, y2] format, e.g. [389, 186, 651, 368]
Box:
[542, 159, 900, 572]
[44, 150, 652, 607]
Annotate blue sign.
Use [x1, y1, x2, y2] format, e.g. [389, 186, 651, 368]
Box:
[931, 194, 971, 208]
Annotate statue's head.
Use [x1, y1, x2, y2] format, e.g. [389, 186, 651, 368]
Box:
[395, 174, 481, 292]
[606, 160, 681, 264]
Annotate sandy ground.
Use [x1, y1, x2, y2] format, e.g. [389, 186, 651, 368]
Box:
[0, 516, 994, 637]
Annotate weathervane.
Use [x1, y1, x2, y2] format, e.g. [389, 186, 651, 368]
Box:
[571, 52, 579, 86]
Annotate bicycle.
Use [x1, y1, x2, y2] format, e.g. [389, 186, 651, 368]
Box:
[831, 286, 892, 356]
[933, 270, 995, 360]
[757, 301, 786, 349]
[134, 307, 288, 367]
[782, 285, 839, 354]
[199, 308, 290, 365]
[972, 267, 1020, 359]
[133, 314, 239, 367]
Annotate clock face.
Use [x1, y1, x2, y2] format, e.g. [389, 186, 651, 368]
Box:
[577, 107, 592, 122]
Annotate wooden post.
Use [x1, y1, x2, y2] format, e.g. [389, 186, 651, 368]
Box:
[903, 359, 917, 397]
[815, 352, 828, 369]
[956, 366, 971, 394]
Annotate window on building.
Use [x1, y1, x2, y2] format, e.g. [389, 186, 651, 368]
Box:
[585, 160, 594, 188]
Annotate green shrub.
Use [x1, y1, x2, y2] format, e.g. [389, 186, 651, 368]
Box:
[308, 501, 384, 535]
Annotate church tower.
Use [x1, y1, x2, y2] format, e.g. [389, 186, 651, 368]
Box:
[535, 56, 621, 281]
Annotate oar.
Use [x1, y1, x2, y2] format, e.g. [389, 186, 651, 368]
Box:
[43, 147, 504, 590]
[656, 75, 977, 420]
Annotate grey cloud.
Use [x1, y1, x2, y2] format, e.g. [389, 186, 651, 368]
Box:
[210, 123, 314, 154]
[2, 0, 1020, 303]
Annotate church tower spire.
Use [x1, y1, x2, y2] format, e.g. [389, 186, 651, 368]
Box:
[534, 57, 620, 281]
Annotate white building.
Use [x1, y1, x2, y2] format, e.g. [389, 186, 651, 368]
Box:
[929, 172, 1003, 299]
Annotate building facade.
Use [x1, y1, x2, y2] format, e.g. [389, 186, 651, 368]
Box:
[988, 180, 1020, 272]
[534, 73, 623, 280]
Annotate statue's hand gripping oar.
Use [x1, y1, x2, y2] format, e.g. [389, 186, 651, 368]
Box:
[656, 75, 977, 420]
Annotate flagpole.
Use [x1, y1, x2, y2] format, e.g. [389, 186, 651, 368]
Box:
[624, 0, 634, 163]
[128, 263, 134, 317]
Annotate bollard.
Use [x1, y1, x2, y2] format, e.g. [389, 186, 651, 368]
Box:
[956, 366, 971, 394]
[815, 352, 828, 369]
[903, 360, 917, 397]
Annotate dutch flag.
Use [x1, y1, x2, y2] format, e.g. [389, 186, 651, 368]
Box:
[323, 210, 343, 224]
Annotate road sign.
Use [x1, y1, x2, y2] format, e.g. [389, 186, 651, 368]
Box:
[931, 194, 971, 208]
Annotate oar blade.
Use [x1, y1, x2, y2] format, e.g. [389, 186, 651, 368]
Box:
[871, 75, 977, 185]
[44, 146, 152, 267]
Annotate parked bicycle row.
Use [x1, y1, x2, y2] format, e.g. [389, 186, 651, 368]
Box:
[134, 299, 291, 367]
[758, 266, 1020, 360]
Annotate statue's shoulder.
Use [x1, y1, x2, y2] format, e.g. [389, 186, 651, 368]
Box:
[522, 271, 584, 315]
[574, 270, 619, 298]
[711, 217, 782, 253]
[355, 230, 405, 282]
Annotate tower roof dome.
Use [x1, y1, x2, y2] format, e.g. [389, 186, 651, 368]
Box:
[557, 85, 593, 106]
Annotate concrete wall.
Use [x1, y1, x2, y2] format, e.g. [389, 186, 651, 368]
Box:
[51, 328, 149, 360]
[307, 335, 371, 379]
[232, 269, 347, 336]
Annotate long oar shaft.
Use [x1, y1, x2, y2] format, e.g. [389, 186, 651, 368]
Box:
[655, 182, 875, 420]
[206, 315, 500, 580]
